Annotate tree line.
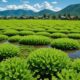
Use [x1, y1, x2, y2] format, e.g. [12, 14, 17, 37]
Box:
[0, 14, 80, 20]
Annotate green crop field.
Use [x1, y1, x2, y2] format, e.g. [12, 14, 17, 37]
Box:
[0, 20, 80, 80]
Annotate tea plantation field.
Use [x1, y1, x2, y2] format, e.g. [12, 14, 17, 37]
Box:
[0, 20, 80, 80]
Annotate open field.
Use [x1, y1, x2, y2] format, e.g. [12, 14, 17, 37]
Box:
[0, 20, 80, 80]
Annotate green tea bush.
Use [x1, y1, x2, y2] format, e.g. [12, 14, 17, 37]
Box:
[8, 35, 21, 42]
[36, 32, 51, 37]
[14, 27, 24, 31]
[19, 35, 51, 45]
[47, 29, 58, 33]
[27, 48, 70, 80]
[51, 33, 67, 38]
[68, 33, 80, 39]
[0, 43, 20, 61]
[72, 59, 80, 73]
[4, 30, 18, 36]
[0, 57, 34, 80]
[32, 28, 45, 32]
[0, 35, 8, 41]
[57, 69, 80, 80]
[58, 30, 70, 34]
[51, 38, 80, 50]
[19, 31, 35, 36]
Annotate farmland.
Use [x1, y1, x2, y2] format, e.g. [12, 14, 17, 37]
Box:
[0, 20, 80, 80]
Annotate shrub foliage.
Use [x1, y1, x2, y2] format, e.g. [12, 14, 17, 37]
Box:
[0, 43, 20, 61]
[51, 38, 80, 50]
[19, 35, 51, 45]
[27, 48, 70, 80]
[0, 57, 34, 80]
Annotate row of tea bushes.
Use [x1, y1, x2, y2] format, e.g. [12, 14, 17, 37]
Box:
[0, 34, 80, 50]
[3, 32, 80, 39]
[0, 43, 20, 61]
[1, 28, 80, 39]
[0, 35, 8, 41]
[3, 30, 19, 36]
[50, 33, 67, 38]
[0, 27, 80, 36]
[9, 35, 80, 50]
[19, 35, 51, 45]
[0, 20, 80, 34]
[51, 38, 80, 50]
[57, 69, 80, 80]
[8, 35, 22, 42]
[0, 48, 80, 80]
[27, 48, 70, 80]
[19, 31, 35, 36]
[0, 57, 35, 80]
[36, 32, 51, 37]
[68, 33, 80, 39]
[27, 48, 80, 80]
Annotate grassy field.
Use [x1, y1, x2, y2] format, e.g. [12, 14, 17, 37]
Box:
[0, 20, 80, 80]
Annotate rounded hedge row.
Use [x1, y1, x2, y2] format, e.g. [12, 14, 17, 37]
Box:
[27, 48, 70, 80]
[19, 35, 51, 45]
[36, 32, 50, 37]
[58, 69, 80, 80]
[68, 33, 80, 39]
[8, 35, 21, 42]
[19, 31, 35, 36]
[0, 57, 34, 80]
[0, 35, 8, 41]
[72, 59, 80, 73]
[51, 38, 80, 50]
[0, 43, 20, 61]
[32, 28, 45, 32]
[51, 33, 67, 38]
[4, 30, 18, 36]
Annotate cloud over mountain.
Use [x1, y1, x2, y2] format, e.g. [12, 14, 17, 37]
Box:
[0, 1, 61, 12]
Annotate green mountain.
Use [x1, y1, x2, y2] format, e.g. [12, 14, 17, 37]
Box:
[37, 9, 55, 16]
[0, 4, 80, 17]
[57, 4, 80, 16]
[0, 9, 36, 16]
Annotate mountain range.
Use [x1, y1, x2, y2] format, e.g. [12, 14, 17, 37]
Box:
[0, 4, 80, 17]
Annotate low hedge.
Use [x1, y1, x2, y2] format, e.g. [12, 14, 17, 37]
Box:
[51, 38, 80, 50]
[27, 48, 70, 80]
[72, 59, 80, 73]
[19, 35, 51, 45]
[0, 57, 34, 80]
[8, 35, 21, 42]
[68, 33, 80, 39]
[51, 33, 67, 38]
[19, 31, 35, 36]
[36, 32, 51, 37]
[0, 35, 8, 41]
[0, 43, 20, 61]
[58, 69, 80, 80]
[3, 30, 18, 36]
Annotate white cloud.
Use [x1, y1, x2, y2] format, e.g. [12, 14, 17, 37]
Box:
[42, 1, 54, 10]
[34, 3, 42, 10]
[52, 1, 58, 4]
[40, 1, 61, 11]
[2, 0, 7, 3]
[0, 7, 6, 11]
[0, 4, 38, 12]
[0, 1, 61, 12]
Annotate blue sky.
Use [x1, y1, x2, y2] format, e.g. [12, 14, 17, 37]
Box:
[0, 0, 80, 12]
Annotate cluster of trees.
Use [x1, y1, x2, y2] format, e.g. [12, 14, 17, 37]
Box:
[0, 14, 80, 20]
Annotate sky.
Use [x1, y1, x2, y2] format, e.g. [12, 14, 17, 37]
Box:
[0, 0, 80, 12]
